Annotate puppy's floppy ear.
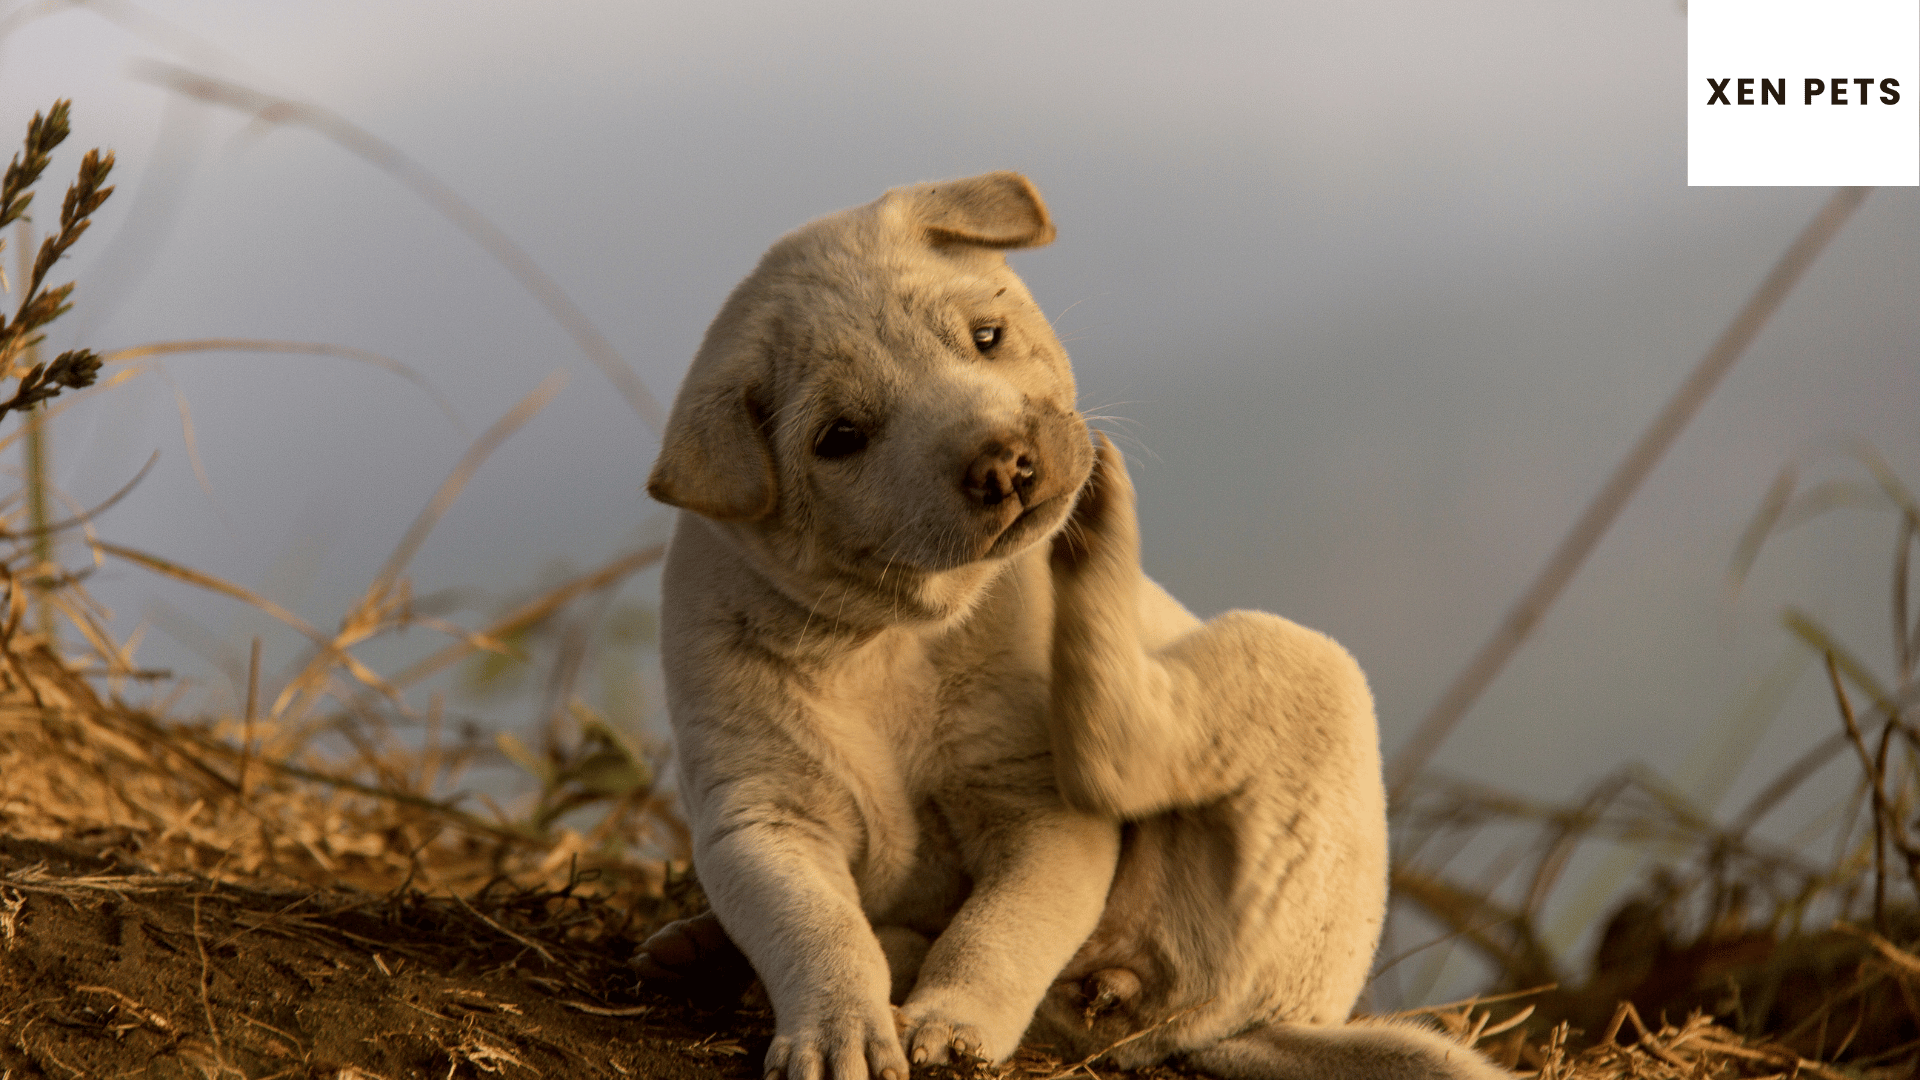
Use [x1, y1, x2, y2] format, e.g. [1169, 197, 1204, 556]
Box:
[646, 373, 777, 521]
[901, 171, 1056, 249]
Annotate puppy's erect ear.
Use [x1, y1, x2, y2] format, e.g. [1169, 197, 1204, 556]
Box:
[899, 171, 1056, 249]
[646, 376, 777, 521]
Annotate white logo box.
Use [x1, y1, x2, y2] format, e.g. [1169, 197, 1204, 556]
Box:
[1688, 0, 1918, 186]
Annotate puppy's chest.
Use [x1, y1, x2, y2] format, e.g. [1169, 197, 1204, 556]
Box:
[822, 634, 1054, 914]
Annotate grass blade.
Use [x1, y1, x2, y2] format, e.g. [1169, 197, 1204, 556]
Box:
[1783, 607, 1895, 714]
[1844, 438, 1920, 527]
[94, 539, 403, 710]
[136, 62, 666, 432]
[1730, 463, 1796, 591]
[1387, 187, 1872, 800]
[268, 373, 564, 719]
[1, 449, 155, 540]
[101, 337, 466, 434]
[390, 543, 664, 689]
[362, 370, 565, 608]
[1897, 513, 1914, 682]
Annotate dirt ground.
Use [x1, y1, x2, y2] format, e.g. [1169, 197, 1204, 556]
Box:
[0, 835, 774, 1080]
[0, 836, 1218, 1080]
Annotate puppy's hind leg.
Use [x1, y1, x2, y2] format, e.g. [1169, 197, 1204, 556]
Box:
[1048, 431, 1380, 826]
[1180, 1021, 1515, 1080]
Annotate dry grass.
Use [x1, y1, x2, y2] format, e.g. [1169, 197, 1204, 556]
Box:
[1389, 446, 1920, 1074]
[0, 101, 683, 916]
[0, 99, 735, 1079]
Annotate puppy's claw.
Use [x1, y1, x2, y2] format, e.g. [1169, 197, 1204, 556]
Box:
[766, 1009, 909, 1080]
[1088, 966, 1142, 1009]
[902, 1009, 1002, 1070]
[1080, 966, 1143, 1026]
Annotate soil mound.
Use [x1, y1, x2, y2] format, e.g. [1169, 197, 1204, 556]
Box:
[0, 835, 766, 1079]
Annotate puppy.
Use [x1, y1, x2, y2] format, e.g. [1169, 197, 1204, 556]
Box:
[643, 172, 1509, 1080]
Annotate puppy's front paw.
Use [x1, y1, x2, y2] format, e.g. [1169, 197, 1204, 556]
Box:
[1051, 432, 1139, 575]
[764, 1001, 909, 1080]
[900, 1011, 990, 1068]
[898, 995, 1020, 1068]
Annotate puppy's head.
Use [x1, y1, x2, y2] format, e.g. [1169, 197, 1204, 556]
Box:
[648, 172, 1092, 624]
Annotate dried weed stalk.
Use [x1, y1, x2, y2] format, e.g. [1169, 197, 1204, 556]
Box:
[0, 100, 109, 421]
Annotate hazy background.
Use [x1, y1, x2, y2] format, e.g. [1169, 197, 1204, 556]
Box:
[2, 0, 1915, 993]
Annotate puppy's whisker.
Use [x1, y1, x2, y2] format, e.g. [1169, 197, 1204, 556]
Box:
[797, 583, 831, 654]
[827, 540, 888, 628]
[1084, 423, 1157, 464]
[872, 517, 923, 585]
[1004, 547, 1030, 610]
[877, 551, 904, 625]
[1077, 398, 1142, 418]
[1047, 294, 1101, 331]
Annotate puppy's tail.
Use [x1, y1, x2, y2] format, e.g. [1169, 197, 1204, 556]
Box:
[1179, 1018, 1515, 1080]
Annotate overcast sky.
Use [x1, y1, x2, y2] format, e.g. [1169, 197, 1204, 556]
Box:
[2, 0, 1916, 985]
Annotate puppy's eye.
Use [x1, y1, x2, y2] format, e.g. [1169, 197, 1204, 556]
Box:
[972, 325, 1003, 352]
[814, 418, 869, 459]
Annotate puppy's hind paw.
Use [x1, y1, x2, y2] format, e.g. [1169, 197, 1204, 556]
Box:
[1080, 966, 1142, 1027]
[632, 911, 756, 1008]
[1051, 432, 1138, 574]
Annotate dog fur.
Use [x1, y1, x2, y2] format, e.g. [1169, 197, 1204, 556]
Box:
[642, 172, 1511, 1080]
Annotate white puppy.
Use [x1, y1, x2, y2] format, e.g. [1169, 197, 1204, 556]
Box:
[643, 172, 1509, 1080]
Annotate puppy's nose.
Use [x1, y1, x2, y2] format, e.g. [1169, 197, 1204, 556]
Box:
[962, 439, 1038, 508]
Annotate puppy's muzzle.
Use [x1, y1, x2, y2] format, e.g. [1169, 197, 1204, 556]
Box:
[963, 438, 1039, 508]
